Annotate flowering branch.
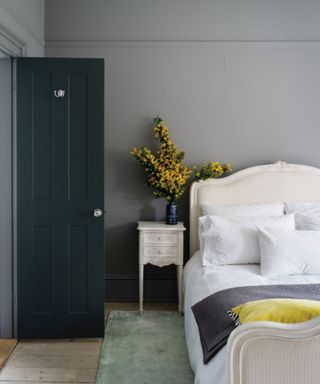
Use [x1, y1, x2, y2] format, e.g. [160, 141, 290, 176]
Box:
[131, 117, 191, 202]
[131, 117, 232, 201]
[194, 162, 232, 181]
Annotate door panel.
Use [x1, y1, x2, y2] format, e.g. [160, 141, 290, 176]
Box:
[17, 58, 104, 338]
[33, 225, 53, 314]
[69, 74, 88, 199]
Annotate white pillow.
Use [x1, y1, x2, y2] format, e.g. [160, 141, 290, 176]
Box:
[199, 214, 295, 266]
[259, 227, 320, 276]
[295, 213, 320, 230]
[201, 203, 284, 217]
[286, 202, 320, 217]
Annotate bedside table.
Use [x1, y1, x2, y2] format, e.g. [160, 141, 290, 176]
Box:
[137, 221, 186, 314]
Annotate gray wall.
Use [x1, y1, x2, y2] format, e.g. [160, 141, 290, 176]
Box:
[0, 0, 45, 56]
[45, 0, 320, 301]
[45, 0, 320, 41]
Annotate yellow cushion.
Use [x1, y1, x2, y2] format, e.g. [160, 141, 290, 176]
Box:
[230, 299, 320, 325]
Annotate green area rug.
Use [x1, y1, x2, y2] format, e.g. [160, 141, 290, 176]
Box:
[96, 311, 194, 384]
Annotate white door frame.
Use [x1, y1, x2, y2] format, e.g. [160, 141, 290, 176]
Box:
[0, 24, 25, 57]
[0, 22, 25, 339]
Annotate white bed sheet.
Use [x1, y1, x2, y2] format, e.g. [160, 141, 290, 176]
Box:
[184, 251, 320, 384]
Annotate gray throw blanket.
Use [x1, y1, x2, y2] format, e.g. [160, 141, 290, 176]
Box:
[192, 284, 320, 364]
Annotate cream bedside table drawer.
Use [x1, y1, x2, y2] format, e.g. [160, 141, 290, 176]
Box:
[137, 221, 186, 314]
[143, 246, 178, 267]
[143, 232, 178, 246]
[143, 245, 177, 258]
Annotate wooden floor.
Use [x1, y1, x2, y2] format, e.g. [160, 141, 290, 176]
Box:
[0, 302, 177, 383]
[0, 340, 17, 369]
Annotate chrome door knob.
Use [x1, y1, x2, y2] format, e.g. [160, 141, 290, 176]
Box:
[93, 208, 103, 218]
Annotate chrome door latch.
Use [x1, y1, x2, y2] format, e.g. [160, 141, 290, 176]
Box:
[93, 208, 103, 218]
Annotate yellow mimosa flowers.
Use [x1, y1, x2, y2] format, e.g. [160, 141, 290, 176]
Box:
[131, 117, 192, 202]
[131, 117, 232, 202]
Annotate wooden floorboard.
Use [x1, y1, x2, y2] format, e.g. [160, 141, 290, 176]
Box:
[0, 367, 97, 382]
[0, 303, 177, 383]
[13, 340, 102, 356]
[0, 382, 89, 384]
[0, 340, 17, 369]
[5, 354, 99, 369]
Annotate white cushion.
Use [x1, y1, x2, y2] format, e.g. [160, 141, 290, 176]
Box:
[295, 213, 320, 230]
[286, 202, 320, 217]
[199, 214, 295, 266]
[259, 227, 320, 276]
[201, 203, 284, 217]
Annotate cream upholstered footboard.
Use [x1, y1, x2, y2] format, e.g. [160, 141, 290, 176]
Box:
[227, 317, 320, 384]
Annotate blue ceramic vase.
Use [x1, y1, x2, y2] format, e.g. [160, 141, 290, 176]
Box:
[166, 201, 178, 225]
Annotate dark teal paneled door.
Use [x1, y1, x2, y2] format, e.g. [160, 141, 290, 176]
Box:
[17, 58, 105, 338]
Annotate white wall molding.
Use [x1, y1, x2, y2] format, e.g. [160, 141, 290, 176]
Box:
[0, 22, 26, 57]
[45, 40, 320, 49]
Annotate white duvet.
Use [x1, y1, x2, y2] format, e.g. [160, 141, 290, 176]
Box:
[184, 251, 320, 384]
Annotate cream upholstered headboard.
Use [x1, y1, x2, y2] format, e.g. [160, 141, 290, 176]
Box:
[189, 161, 320, 257]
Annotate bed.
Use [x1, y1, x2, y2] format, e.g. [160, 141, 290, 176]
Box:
[184, 161, 320, 384]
